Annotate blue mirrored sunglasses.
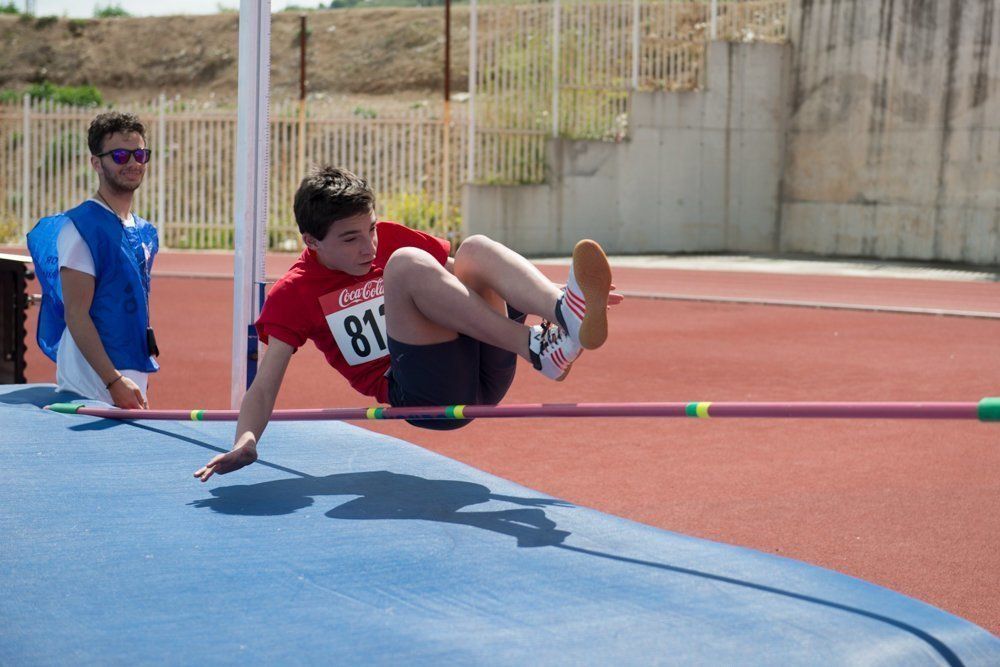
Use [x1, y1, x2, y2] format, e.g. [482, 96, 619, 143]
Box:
[95, 148, 152, 165]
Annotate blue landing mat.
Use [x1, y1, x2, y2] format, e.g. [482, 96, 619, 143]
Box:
[1, 384, 998, 665]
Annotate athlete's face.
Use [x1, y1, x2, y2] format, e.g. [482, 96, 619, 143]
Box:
[303, 210, 378, 276]
[91, 131, 147, 194]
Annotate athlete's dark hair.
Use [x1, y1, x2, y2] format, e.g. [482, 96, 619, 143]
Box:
[87, 111, 146, 155]
[293, 166, 376, 240]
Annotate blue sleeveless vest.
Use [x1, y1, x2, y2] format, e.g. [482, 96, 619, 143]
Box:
[26, 200, 159, 372]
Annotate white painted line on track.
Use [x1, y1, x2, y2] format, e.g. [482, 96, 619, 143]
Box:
[620, 290, 1000, 320]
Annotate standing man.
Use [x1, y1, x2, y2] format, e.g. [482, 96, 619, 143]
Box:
[27, 111, 159, 408]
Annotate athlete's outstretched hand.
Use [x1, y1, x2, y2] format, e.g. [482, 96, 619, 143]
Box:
[193, 442, 257, 482]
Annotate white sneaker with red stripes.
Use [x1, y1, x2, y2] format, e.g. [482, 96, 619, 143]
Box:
[555, 239, 612, 350]
[528, 321, 582, 381]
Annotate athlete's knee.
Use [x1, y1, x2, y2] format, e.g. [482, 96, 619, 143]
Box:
[454, 234, 498, 263]
[453, 235, 503, 276]
[384, 247, 441, 283]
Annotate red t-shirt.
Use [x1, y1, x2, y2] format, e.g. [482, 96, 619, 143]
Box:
[255, 221, 450, 402]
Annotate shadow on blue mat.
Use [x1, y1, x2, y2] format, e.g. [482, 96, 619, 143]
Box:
[194, 472, 964, 665]
[190, 471, 573, 548]
[117, 418, 966, 664]
[122, 421, 570, 548]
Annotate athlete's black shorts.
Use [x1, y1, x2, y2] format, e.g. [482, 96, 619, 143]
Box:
[387, 306, 526, 431]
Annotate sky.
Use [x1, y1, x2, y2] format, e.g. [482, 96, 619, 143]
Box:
[26, 0, 327, 18]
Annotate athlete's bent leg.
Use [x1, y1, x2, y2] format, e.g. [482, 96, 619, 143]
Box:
[454, 235, 612, 350]
[383, 247, 530, 358]
[452, 235, 562, 322]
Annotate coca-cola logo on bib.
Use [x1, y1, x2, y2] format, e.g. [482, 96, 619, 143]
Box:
[338, 278, 384, 309]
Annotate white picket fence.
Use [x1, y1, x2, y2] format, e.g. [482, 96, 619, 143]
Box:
[0, 97, 471, 247]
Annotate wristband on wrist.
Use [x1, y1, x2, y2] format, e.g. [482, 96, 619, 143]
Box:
[105, 373, 124, 390]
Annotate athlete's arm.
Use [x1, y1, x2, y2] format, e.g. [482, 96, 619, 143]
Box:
[61, 266, 147, 409]
[192, 337, 294, 482]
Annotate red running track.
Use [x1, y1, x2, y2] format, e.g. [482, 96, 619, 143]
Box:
[144, 250, 1000, 316]
[12, 249, 1000, 635]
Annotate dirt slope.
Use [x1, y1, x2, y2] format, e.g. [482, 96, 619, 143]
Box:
[0, 8, 469, 105]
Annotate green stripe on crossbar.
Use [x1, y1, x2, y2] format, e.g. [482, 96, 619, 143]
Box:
[685, 402, 711, 418]
[47, 403, 82, 414]
[978, 397, 1000, 422]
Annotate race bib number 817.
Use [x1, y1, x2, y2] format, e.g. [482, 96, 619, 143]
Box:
[320, 279, 389, 366]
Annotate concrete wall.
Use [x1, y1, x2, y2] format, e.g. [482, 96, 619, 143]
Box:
[464, 0, 999, 265]
[781, 0, 1000, 265]
[463, 41, 790, 256]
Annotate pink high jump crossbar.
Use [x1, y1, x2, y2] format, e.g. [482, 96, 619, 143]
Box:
[45, 399, 1000, 422]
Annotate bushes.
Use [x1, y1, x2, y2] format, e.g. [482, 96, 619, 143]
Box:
[0, 218, 19, 245]
[382, 191, 457, 236]
[0, 82, 104, 108]
[29, 82, 103, 107]
[93, 4, 131, 18]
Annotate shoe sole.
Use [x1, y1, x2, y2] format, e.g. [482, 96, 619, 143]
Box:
[572, 239, 611, 350]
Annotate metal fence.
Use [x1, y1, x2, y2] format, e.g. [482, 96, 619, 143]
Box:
[470, 0, 789, 182]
